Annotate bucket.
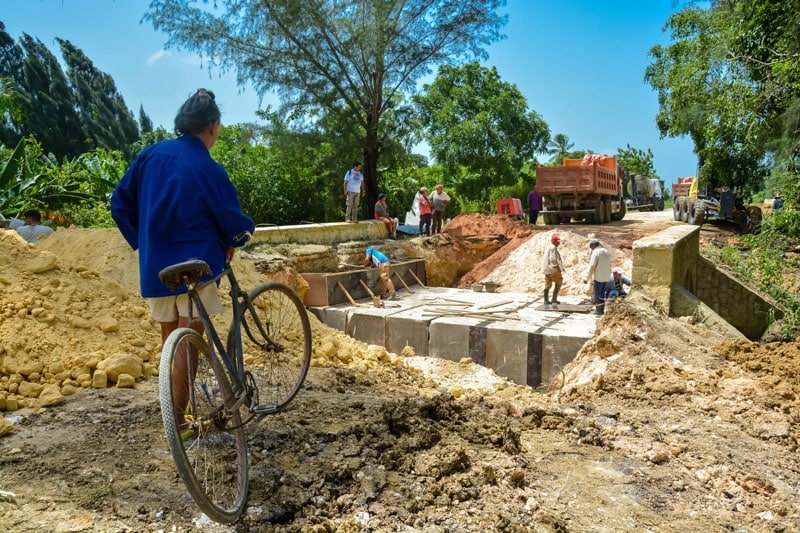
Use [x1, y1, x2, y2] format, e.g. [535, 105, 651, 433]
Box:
[471, 283, 484, 292]
[483, 281, 498, 293]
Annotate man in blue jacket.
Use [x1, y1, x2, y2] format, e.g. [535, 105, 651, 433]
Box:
[111, 89, 254, 434]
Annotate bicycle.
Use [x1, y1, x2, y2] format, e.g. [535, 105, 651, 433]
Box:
[156, 258, 312, 523]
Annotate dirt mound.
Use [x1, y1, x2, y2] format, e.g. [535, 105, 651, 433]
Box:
[459, 229, 630, 296]
[0, 228, 385, 415]
[444, 213, 533, 239]
[0, 230, 162, 409]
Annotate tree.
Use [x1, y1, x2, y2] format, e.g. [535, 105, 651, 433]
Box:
[644, 2, 800, 195]
[414, 62, 550, 203]
[144, 0, 506, 208]
[0, 22, 24, 148]
[617, 144, 658, 178]
[57, 38, 140, 157]
[547, 133, 574, 161]
[19, 34, 88, 160]
[138, 104, 153, 135]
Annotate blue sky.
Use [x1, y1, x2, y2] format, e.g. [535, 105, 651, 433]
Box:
[3, 0, 697, 184]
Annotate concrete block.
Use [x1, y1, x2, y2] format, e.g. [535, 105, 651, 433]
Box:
[542, 334, 589, 386]
[486, 327, 529, 385]
[429, 318, 483, 363]
[346, 312, 385, 346]
[385, 314, 430, 356]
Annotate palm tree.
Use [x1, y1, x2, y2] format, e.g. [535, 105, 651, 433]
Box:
[547, 133, 574, 162]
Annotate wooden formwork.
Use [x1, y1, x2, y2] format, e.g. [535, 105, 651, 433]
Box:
[301, 258, 427, 307]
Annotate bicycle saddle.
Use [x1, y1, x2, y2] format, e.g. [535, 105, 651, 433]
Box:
[158, 259, 212, 291]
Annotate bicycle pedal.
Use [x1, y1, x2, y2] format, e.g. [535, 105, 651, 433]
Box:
[251, 403, 279, 415]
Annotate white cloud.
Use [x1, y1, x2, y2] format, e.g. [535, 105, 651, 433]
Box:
[145, 49, 169, 66]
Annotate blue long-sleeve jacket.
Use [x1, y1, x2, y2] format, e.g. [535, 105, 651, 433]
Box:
[110, 135, 255, 297]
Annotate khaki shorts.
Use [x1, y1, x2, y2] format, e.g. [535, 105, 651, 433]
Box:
[544, 271, 563, 289]
[147, 283, 224, 323]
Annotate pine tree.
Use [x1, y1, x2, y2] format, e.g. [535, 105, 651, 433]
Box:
[19, 34, 87, 159]
[0, 22, 24, 148]
[57, 38, 139, 156]
[139, 104, 153, 134]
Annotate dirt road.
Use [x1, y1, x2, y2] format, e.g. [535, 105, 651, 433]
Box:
[1, 212, 798, 532]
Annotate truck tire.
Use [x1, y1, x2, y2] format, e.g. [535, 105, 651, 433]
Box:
[694, 205, 705, 226]
[746, 206, 762, 234]
[612, 199, 627, 221]
[592, 202, 604, 224]
[673, 198, 681, 221]
[603, 198, 612, 223]
[543, 212, 557, 225]
[680, 198, 689, 222]
[687, 200, 696, 225]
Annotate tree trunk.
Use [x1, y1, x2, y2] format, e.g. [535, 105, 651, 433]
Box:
[362, 70, 383, 219]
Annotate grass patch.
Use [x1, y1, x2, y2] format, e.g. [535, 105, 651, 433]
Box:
[702, 229, 800, 338]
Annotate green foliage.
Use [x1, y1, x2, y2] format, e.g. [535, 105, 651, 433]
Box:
[57, 38, 140, 158]
[617, 144, 658, 178]
[547, 133, 574, 162]
[145, 0, 506, 204]
[0, 24, 142, 160]
[415, 62, 550, 206]
[645, 1, 800, 195]
[211, 124, 337, 225]
[0, 135, 124, 224]
[707, 230, 800, 338]
[130, 127, 174, 157]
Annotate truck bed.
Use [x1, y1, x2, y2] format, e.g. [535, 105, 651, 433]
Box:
[535, 163, 619, 196]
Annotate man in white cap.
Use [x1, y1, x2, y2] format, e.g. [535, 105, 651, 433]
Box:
[607, 267, 631, 298]
[583, 236, 611, 314]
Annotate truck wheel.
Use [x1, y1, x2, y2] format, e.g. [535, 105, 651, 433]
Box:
[694, 206, 705, 226]
[603, 198, 612, 223]
[746, 206, 762, 234]
[613, 199, 627, 221]
[680, 198, 689, 222]
[560, 214, 571, 224]
[593, 202, 604, 224]
[673, 198, 681, 221]
[687, 200, 696, 225]
[543, 213, 556, 225]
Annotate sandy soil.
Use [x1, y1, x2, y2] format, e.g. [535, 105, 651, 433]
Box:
[1, 212, 799, 532]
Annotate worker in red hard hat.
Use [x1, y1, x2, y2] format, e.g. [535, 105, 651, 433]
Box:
[541, 233, 564, 306]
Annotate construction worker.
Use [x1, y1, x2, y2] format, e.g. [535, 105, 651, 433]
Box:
[541, 233, 564, 306]
[606, 267, 631, 298]
[363, 246, 397, 299]
[584, 236, 611, 314]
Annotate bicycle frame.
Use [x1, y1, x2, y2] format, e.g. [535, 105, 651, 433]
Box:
[184, 264, 255, 402]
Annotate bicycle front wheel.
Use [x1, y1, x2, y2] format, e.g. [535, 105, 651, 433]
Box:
[229, 282, 312, 411]
[159, 328, 249, 524]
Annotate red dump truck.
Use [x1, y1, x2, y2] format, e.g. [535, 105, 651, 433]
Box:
[535, 155, 625, 224]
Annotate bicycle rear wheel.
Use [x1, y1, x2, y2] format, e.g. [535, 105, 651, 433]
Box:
[159, 328, 248, 523]
[229, 282, 312, 411]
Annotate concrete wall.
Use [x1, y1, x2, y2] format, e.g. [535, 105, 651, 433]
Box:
[251, 220, 388, 245]
[694, 257, 779, 339]
[632, 225, 779, 339]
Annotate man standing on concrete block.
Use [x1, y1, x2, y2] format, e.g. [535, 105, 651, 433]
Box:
[584, 236, 611, 314]
[541, 233, 564, 306]
[343, 161, 365, 223]
[363, 246, 397, 299]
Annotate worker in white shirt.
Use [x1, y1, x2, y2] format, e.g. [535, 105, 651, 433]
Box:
[583, 236, 611, 315]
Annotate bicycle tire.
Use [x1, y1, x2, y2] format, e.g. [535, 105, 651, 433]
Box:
[228, 282, 312, 411]
[160, 328, 249, 523]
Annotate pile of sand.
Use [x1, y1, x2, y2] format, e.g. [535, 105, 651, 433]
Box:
[477, 229, 631, 296]
[0, 228, 397, 415]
